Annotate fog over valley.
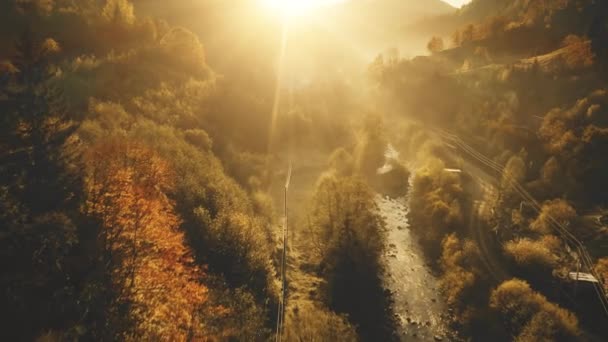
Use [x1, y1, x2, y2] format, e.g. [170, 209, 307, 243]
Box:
[1, 0, 608, 341]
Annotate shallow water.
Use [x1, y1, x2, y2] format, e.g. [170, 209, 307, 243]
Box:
[377, 195, 455, 341]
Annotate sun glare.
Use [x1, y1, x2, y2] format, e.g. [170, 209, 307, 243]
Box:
[262, 0, 343, 18]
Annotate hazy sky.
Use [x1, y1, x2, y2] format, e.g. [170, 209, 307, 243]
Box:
[443, 0, 472, 7]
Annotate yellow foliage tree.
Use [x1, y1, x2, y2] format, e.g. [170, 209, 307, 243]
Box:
[595, 257, 608, 292]
[529, 199, 576, 234]
[490, 279, 580, 341]
[561, 35, 594, 69]
[503, 235, 561, 269]
[102, 0, 135, 25]
[439, 234, 480, 306]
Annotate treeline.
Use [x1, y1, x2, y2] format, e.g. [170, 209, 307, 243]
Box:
[406, 153, 499, 337]
[282, 116, 408, 341]
[372, 0, 608, 338]
[404, 144, 582, 340]
[0, 1, 410, 340]
[430, 0, 608, 61]
[304, 174, 392, 340]
[0, 1, 279, 339]
[370, 0, 608, 254]
[369, 0, 608, 340]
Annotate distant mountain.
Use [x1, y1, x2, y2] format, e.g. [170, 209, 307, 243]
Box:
[337, 0, 455, 22]
[457, 0, 510, 21]
[134, 0, 458, 60]
[324, 0, 456, 57]
[406, 0, 511, 40]
[410, 0, 603, 42]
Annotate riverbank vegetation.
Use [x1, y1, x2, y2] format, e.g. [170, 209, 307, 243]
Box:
[2, 0, 607, 340]
[377, 0, 608, 339]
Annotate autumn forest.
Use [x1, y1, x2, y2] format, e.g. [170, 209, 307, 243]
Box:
[1, 0, 608, 341]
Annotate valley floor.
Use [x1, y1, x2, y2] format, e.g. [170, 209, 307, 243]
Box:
[377, 195, 456, 341]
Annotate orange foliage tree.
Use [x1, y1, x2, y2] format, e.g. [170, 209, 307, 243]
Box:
[83, 139, 213, 340]
[427, 36, 444, 54]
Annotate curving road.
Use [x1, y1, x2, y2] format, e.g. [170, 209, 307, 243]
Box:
[436, 132, 511, 282]
[464, 166, 510, 282]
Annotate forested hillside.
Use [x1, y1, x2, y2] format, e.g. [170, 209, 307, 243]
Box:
[371, 0, 608, 340]
[1, 0, 608, 341]
[0, 1, 282, 340]
[0, 0, 400, 340]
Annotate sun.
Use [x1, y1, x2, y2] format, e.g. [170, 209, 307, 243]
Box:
[262, 0, 343, 18]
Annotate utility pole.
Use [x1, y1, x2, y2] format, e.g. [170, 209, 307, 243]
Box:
[276, 163, 291, 342]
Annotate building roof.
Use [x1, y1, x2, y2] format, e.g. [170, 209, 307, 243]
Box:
[568, 272, 600, 283]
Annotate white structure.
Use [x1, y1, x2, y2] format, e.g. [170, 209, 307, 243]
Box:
[568, 272, 600, 283]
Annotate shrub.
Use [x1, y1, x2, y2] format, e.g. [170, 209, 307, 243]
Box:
[307, 174, 389, 338]
[529, 199, 576, 234]
[490, 279, 580, 341]
[561, 35, 594, 69]
[439, 234, 482, 308]
[184, 129, 212, 150]
[595, 257, 608, 292]
[503, 235, 560, 269]
[427, 36, 444, 53]
[354, 115, 387, 181]
[284, 302, 357, 342]
[409, 158, 465, 257]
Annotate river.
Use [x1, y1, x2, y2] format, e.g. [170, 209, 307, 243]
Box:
[377, 194, 456, 341]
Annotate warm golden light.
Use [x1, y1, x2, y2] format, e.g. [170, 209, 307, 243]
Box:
[262, 0, 344, 18]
